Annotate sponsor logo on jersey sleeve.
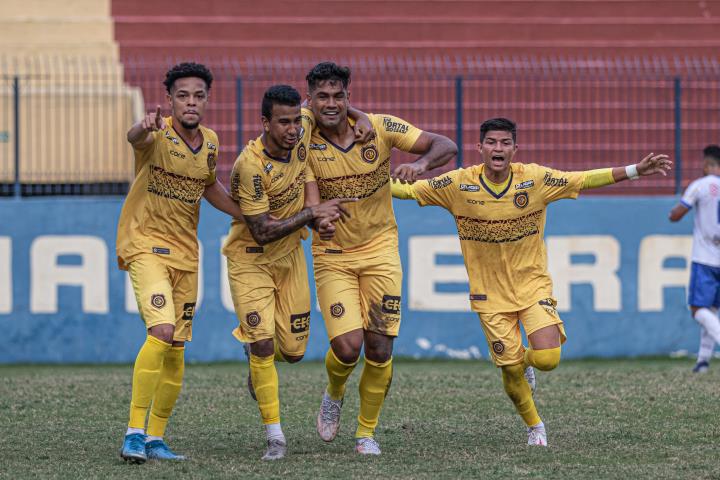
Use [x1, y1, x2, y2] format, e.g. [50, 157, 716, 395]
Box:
[459, 183, 480, 192]
[543, 172, 568, 187]
[429, 176, 453, 190]
[382, 117, 410, 134]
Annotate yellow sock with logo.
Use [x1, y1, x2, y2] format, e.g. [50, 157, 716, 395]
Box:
[249, 353, 280, 424]
[501, 363, 541, 427]
[325, 348, 358, 401]
[128, 335, 172, 429]
[355, 357, 393, 438]
[146, 345, 185, 437]
[524, 347, 561, 371]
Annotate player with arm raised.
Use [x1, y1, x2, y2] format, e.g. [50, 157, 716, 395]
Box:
[304, 62, 458, 455]
[669, 145, 720, 373]
[117, 62, 243, 463]
[221, 84, 373, 460]
[392, 117, 671, 447]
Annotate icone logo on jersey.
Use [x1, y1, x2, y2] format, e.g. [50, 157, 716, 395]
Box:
[169, 150, 185, 159]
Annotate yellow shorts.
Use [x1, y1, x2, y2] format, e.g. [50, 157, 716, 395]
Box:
[227, 245, 311, 357]
[314, 249, 402, 340]
[477, 297, 567, 367]
[127, 254, 198, 342]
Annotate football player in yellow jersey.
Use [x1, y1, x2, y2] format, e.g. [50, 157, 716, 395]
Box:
[392, 117, 671, 447]
[222, 84, 373, 460]
[117, 63, 243, 464]
[303, 62, 458, 455]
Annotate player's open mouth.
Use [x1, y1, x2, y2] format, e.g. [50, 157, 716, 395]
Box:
[492, 155, 505, 161]
[323, 111, 339, 117]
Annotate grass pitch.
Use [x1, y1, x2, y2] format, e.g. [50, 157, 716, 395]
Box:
[0, 358, 718, 479]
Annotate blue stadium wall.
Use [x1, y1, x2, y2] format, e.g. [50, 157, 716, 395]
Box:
[0, 197, 698, 363]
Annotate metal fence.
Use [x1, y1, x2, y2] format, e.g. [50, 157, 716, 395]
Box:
[2, 56, 720, 196]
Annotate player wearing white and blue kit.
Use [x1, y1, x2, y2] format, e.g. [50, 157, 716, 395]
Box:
[669, 145, 720, 373]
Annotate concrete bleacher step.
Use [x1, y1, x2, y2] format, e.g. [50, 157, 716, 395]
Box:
[6, 0, 109, 18]
[112, 0, 716, 19]
[113, 17, 720, 43]
[0, 19, 115, 45]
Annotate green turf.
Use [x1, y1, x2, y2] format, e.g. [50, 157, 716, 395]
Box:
[0, 359, 718, 479]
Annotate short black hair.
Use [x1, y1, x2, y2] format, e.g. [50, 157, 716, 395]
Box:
[480, 118, 517, 143]
[306, 62, 351, 92]
[163, 62, 213, 93]
[261, 85, 301, 120]
[703, 145, 720, 164]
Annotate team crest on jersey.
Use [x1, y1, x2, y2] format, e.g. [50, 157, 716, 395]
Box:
[515, 180, 535, 190]
[310, 143, 327, 150]
[207, 141, 217, 151]
[361, 145, 379, 164]
[297, 143, 307, 162]
[246, 311, 261, 327]
[330, 302, 345, 318]
[492, 341, 505, 355]
[164, 132, 179, 145]
[151, 294, 166, 309]
[460, 184, 480, 192]
[207, 152, 216, 170]
[513, 191, 529, 209]
[263, 163, 273, 174]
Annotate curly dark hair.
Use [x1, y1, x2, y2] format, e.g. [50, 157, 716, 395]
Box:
[306, 62, 351, 92]
[261, 85, 301, 119]
[163, 62, 213, 93]
[480, 118, 517, 143]
[703, 145, 720, 164]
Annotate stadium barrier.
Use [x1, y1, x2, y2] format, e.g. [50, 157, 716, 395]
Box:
[3, 55, 720, 196]
[0, 196, 699, 363]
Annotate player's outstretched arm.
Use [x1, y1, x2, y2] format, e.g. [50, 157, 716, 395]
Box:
[245, 194, 355, 246]
[669, 203, 690, 222]
[348, 106, 375, 143]
[127, 105, 166, 149]
[581, 153, 672, 189]
[203, 181, 245, 221]
[392, 132, 458, 184]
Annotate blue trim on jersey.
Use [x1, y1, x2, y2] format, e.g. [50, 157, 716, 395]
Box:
[680, 200, 693, 209]
[688, 262, 720, 308]
[479, 172, 513, 199]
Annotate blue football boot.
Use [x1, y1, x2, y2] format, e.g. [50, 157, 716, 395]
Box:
[145, 440, 187, 461]
[120, 433, 147, 464]
[693, 360, 710, 373]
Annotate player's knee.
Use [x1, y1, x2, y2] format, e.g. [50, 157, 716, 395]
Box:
[250, 338, 274, 358]
[364, 332, 393, 363]
[531, 347, 561, 371]
[331, 331, 363, 364]
[148, 324, 175, 344]
[284, 354, 304, 364]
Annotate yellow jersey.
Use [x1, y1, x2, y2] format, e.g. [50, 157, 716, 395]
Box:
[116, 117, 218, 272]
[412, 162, 585, 313]
[222, 114, 314, 264]
[306, 113, 422, 256]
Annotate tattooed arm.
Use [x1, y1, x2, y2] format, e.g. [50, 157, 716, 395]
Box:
[244, 198, 355, 246]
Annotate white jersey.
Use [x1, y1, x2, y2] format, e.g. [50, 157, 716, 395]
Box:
[681, 175, 720, 267]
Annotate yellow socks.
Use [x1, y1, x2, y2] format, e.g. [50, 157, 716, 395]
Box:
[128, 335, 172, 429]
[501, 363, 541, 427]
[146, 345, 185, 437]
[249, 353, 280, 424]
[356, 357, 393, 438]
[524, 347, 561, 372]
[325, 348, 358, 401]
[274, 342, 286, 363]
